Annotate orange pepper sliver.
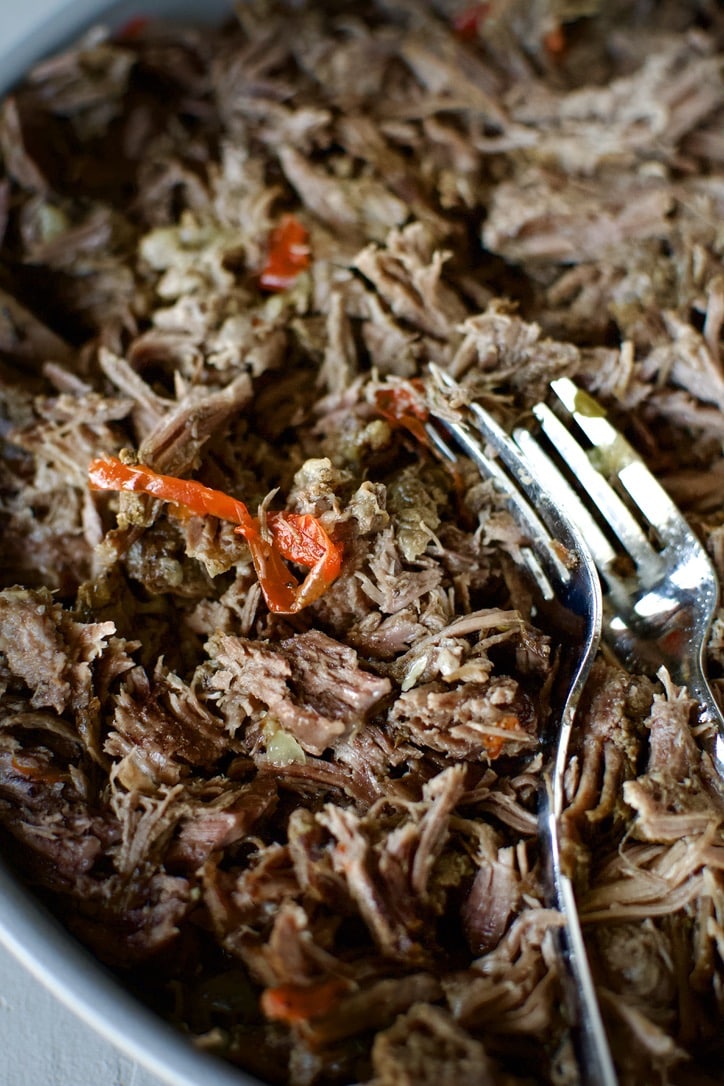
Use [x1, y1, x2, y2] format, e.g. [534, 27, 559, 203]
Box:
[88, 457, 342, 615]
[261, 977, 350, 1024]
[260, 214, 310, 292]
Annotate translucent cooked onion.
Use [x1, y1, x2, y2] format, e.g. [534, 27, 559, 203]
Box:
[263, 718, 307, 765]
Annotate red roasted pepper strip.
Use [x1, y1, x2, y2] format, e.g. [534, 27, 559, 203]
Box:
[452, 4, 490, 39]
[261, 977, 350, 1024]
[543, 25, 566, 60]
[11, 757, 66, 784]
[114, 15, 151, 41]
[267, 511, 343, 609]
[88, 457, 342, 614]
[260, 214, 311, 292]
[88, 457, 257, 532]
[373, 378, 431, 448]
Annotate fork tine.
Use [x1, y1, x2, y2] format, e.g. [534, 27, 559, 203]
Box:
[543, 378, 724, 776]
[550, 379, 691, 550]
[513, 425, 618, 573]
[532, 400, 662, 582]
[427, 366, 579, 589]
[425, 416, 561, 600]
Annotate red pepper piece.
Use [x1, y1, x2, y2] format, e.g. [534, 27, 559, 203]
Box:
[543, 25, 566, 60]
[261, 977, 350, 1024]
[260, 214, 311, 292]
[373, 378, 431, 448]
[452, 4, 491, 39]
[267, 511, 344, 609]
[114, 15, 151, 41]
[88, 457, 342, 614]
[11, 757, 65, 784]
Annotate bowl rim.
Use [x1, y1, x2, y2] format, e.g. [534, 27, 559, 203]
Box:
[0, 0, 238, 91]
[0, 856, 255, 1086]
[0, 2, 262, 1083]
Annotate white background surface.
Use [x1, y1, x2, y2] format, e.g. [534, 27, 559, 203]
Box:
[0, 2, 183, 1083]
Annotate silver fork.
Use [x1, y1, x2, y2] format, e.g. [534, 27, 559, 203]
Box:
[523, 377, 724, 778]
[426, 365, 617, 1086]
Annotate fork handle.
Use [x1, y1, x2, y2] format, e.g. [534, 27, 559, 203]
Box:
[542, 804, 619, 1086]
[558, 873, 618, 1086]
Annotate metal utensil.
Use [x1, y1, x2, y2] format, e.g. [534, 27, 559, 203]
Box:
[526, 377, 724, 779]
[427, 365, 616, 1086]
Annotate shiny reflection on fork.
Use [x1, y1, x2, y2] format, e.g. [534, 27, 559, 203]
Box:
[528, 377, 724, 779]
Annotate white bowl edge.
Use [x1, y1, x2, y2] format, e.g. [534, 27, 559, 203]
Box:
[0, 2, 264, 1083]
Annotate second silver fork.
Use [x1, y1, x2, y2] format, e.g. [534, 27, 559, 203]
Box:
[522, 377, 724, 779]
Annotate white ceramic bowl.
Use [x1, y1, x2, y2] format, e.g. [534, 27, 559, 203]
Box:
[0, 8, 264, 1083]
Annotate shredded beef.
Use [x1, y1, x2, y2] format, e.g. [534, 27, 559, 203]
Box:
[370, 1002, 497, 1086]
[0, 3, 723, 1085]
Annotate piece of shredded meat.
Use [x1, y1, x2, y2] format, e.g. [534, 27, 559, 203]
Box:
[0, 3, 723, 1085]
